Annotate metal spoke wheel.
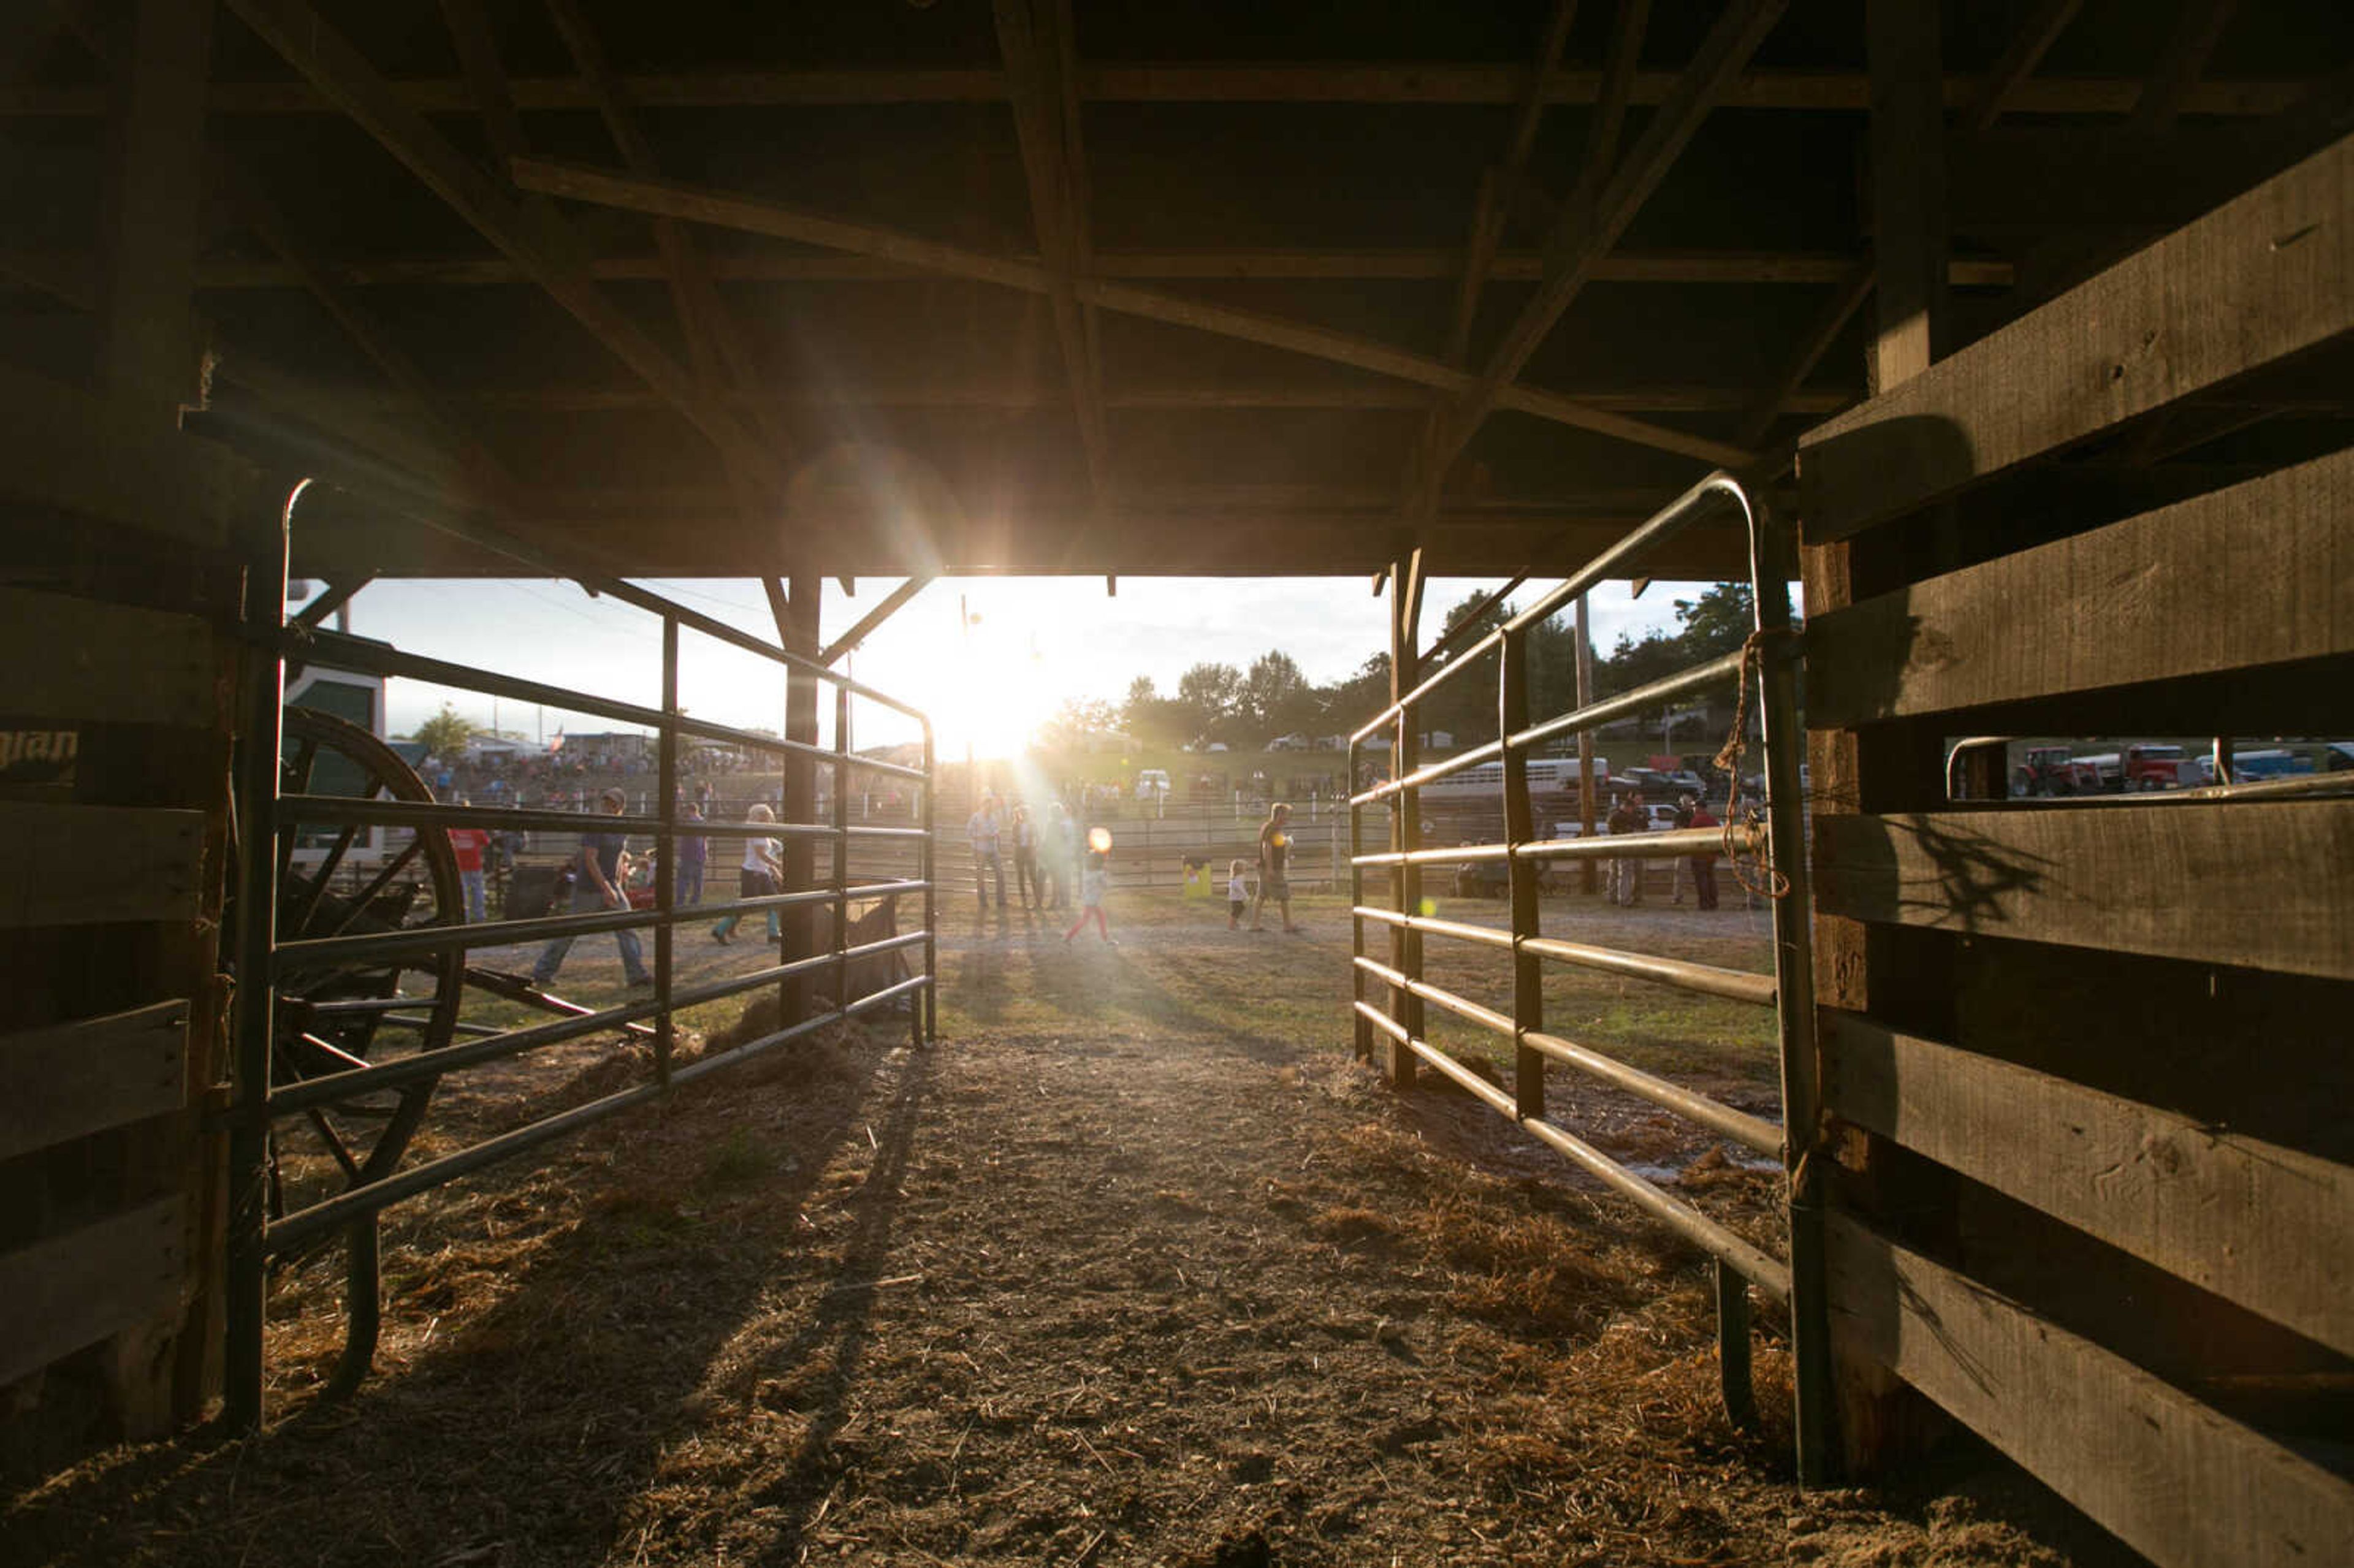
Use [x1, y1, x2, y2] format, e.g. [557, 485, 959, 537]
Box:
[267, 707, 465, 1395]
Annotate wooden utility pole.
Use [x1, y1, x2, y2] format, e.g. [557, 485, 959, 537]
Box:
[1574, 594, 1599, 894]
[776, 575, 821, 1025]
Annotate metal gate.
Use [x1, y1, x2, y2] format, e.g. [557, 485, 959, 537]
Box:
[1345, 474, 1827, 1480]
[223, 489, 938, 1427]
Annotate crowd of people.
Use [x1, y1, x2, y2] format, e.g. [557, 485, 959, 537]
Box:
[1602, 791, 1722, 910]
[962, 793, 1307, 947]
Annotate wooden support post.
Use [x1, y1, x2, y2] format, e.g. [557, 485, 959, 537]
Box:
[653, 615, 677, 1084]
[779, 574, 821, 1027]
[96, 0, 213, 421]
[1386, 547, 1425, 1087]
[1805, 0, 1960, 1480]
[1499, 629, 1543, 1120]
[1716, 1258, 1759, 1433]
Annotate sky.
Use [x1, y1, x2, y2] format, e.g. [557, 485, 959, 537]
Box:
[314, 572, 1717, 760]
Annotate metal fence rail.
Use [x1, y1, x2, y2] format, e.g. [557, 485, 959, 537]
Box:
[1344, 473, 1826, 1475]
[224, 487, 938, 1428]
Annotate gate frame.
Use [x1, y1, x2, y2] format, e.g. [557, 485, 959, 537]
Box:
[222, 484, 939, 1429]
[1346, 474, 1829, 1480]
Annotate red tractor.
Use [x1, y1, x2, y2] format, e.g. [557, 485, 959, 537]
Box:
[2012, 745, 2100, 796]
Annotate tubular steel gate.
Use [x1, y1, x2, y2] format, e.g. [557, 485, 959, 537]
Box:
[1346, 473, 1828, 1479]
[224, 489, 938, 1428]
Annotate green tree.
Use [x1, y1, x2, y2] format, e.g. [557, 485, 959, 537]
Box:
[411, 702, 476, 759]
[1038, 696, 1117, 751]
[1671, 582, 1754, 658]
[1240, 649, 1312, 739]
[1174, 661, 1244, 743]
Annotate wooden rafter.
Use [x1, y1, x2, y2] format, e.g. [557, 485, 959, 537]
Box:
[1735, 262, 1874, 449]
[435, 0, 527, 166]
[221, 0, 787, 499]
[0, 65, 2314, 118]
[305, 380, 1855, 417]
[210, 155, 517, 500]
[1444, 0, 1580, 369]
[820, 576, 935, 665]
[535, 0, 787, 541]
[160, 248, 2016, 290]
[1427, 0, 1788, 478]
[509, 156, 1753, 468]
[1413, 0, 1649, 528]
[1957, 0, 2082, 135]
[995, 0, 1111, 517]
[2131, 0, 2243, 135]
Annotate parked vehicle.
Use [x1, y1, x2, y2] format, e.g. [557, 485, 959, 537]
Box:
[1418, 755, 1606, 803]
[2012, 745, 2100, 796]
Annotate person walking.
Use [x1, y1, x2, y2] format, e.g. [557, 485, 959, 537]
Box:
[676, 798, 707, 907]
[1606, 793, 1645, 907]
[1011, 803, 1042, 909]
[967, 792, 1008, 911]
[531, 786, 652, 989]
[447, 793, 491, 923]
[1227, 858, 1252, 931]
[711, 802, 782, 944]
[1687, 797, 1721, 910]
[1040, 801, 1070, 908]
[1062, 848, 1116, 945]
[1251, 801, 1302, 932]
[1669, 794, 1696, 904]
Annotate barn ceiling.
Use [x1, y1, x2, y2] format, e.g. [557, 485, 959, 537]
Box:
[3, 1, 2351, 577]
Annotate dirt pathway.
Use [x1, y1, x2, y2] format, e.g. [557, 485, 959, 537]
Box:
[5, 894, 2126, 1566]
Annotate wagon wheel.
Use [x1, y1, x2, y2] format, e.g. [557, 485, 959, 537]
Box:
[267, 707, 465, 1391]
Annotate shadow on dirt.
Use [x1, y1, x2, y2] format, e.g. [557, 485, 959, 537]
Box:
[2, 1027, 931, 1567]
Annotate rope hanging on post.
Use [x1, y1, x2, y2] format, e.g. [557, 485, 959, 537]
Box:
[1712, 629, 1794, 901]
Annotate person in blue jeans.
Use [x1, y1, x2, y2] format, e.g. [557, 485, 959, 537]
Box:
[531, 786, 652, 990]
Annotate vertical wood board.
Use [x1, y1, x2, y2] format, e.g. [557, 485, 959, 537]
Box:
[1825, 1211, 2354, 1568]
[1813, 801, 2354, 981]
[0, 802, 205, 928]
[1799, 132, 2353, 541]
[1805, 446, 2353, 726]
[0, 587, 219, 729]
[1823, 1014, 2354, 1359]
[0, 1196, 188, 1388]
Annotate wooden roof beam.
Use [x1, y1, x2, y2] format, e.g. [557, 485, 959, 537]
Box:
[820, 576, 934, 665]
[1735, 261, 1873, 449]
[153, 248, 2017, 289]
[995, 0, 1112, 519]
[1444, 0, 1582, 370]
[2131, 0, 2242, 135]
[1415, 0, 1645, 527]
[0, 66, 2313, 118]
[1957, 0, 2082, 136]
[220, 0, 786, 500]
[509, 155, 1753, 468]
[1428, 0, 1788, 480]
[305, 380, 1855, 415]
[210, 154, 519, 501]
[537, 0, 787, 539]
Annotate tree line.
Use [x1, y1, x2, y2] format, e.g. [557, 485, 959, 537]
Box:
[1041, 582, 1756, 752]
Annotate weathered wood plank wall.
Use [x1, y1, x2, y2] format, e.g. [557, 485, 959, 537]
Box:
[1795, 128, 2354, 1562]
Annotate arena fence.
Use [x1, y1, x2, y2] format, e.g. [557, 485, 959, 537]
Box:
[223, 489, 937, 1427]
[1345, 473, 1829, 1477]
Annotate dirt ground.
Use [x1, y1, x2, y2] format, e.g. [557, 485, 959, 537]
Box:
[4, 889, 2136, 1567]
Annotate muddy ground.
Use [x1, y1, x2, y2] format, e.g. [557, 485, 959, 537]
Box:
[4, 891, 2135, 1566]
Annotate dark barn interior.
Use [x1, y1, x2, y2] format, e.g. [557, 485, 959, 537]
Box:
[2, 2, 2352, 1563]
